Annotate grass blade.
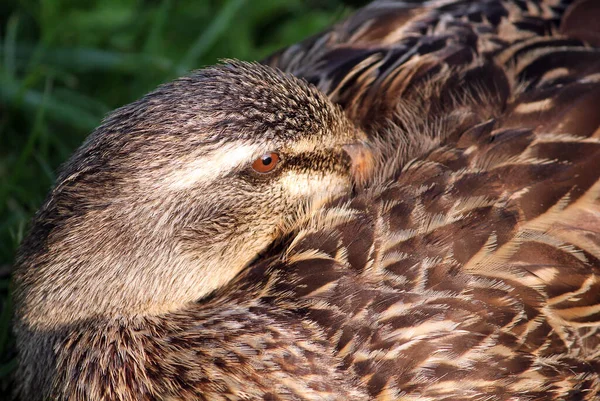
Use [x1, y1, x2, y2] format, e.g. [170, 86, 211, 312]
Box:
[3, 14, 20, 78]
[177, 0, 247, 74]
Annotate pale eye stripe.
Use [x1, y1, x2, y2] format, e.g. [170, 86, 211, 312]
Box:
[162, 143, 261, 190]
[279, 169, 349, 198]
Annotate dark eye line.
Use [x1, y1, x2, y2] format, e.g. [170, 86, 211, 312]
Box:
[283, 150, 344, 171]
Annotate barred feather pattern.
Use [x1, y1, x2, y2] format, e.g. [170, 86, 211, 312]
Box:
[265, 0, 597, 171]
[44, 1, 600, 400]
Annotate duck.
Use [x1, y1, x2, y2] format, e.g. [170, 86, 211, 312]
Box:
[12, 0, 600, 400]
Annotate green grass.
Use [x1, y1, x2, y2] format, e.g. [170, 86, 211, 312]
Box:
[0, 0, 363, 396]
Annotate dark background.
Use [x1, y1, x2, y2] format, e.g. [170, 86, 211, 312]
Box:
[0, 0, 367, 395]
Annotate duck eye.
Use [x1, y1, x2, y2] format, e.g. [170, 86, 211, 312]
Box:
[251, 152, 280, 174]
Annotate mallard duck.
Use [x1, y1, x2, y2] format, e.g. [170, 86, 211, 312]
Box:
[13, 0, 600, 400]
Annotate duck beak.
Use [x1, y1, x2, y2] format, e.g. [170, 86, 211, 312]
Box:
[343, 142, 375, 187]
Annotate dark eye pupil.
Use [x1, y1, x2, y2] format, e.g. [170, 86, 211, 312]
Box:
[262, 156, 272, 165]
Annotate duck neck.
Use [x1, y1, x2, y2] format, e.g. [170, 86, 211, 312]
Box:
[15, 224, 275, 330]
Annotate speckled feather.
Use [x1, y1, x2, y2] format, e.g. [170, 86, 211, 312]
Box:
[15, 0, 600, 400]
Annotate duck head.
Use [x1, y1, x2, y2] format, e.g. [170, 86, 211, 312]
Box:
[13, 61, 372, 329]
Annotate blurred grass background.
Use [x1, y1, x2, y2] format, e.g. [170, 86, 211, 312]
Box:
[0, 0, 367, 396]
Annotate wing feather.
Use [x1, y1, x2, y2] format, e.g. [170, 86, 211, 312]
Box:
[258, 1, 600, 399]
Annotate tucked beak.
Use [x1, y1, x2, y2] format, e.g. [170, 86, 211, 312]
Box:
[343, 142, 375, 187]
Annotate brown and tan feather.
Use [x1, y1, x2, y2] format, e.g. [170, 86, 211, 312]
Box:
[13, 0, 600, 400]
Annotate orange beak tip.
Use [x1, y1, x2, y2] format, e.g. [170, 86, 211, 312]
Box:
[342, 143, 375, 186]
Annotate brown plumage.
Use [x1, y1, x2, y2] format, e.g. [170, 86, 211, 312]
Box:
[12, 0, 600, 400]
